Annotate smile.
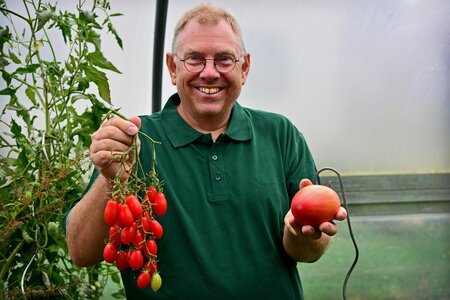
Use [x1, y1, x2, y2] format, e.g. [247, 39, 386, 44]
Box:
[198, 87, 221, 94]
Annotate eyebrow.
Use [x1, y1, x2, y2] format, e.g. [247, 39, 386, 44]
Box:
[182, 48, 237, 57]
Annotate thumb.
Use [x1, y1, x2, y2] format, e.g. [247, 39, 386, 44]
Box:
[128, 116, 141, 130]
[299, 178, 313, 190]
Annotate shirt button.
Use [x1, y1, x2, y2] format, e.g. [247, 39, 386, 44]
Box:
[212, 155, 218, 161]
[215, 174, 222, 181]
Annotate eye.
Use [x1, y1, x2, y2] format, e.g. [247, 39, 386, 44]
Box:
[185, 54, 204, 65]
[215, 55, 234, 65]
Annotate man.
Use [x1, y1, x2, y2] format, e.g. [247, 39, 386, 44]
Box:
[64, 4, 346, 299]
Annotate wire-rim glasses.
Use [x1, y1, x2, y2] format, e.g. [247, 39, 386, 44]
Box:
[174, 53, 242, 73]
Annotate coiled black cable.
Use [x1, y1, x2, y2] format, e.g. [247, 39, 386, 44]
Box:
[315, 167, 360, 300]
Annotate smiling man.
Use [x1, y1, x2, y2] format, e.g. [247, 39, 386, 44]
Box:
[64, 4, 346, 299]
[166, 13, 250, 140]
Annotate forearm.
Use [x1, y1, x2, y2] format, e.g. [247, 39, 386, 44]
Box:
[66, 175, 112, 267]
[283, 227, 332, 262]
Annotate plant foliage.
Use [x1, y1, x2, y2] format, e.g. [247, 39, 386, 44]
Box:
[0, 0, 125, 298]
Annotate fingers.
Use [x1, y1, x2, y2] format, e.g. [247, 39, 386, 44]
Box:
[318, 222, 338, 236]
[335, 207, 347, 221]
[93, 117, 139, 141]
[299, 178, 313, 189]
[128, 115, 141, 130]
[89, 116, 141, 179]
[301, 225, 322, 239]
[285, 210, 322, 240]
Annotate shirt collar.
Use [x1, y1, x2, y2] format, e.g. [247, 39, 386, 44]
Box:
[161, 93, 252, 148]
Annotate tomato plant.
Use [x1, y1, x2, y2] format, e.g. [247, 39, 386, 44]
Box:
[291, 184, 341, 227]
[0, 0, 125, 298]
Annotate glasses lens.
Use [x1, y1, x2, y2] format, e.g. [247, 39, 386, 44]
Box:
[181, 55, 238, 73]
[184, 55, 204, 72]
[214, 56, 236, 73]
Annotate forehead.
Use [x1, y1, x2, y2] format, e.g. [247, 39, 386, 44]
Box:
[176, 20, 241, 55]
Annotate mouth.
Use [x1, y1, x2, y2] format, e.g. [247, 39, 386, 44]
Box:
[197, 87, 222, 95]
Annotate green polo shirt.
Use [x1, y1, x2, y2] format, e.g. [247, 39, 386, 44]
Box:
[64, 93, 317, 299]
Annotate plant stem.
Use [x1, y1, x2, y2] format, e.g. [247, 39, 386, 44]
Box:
[0, 240, 25, 281]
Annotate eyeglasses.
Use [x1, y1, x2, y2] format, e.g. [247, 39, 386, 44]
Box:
[174, 54, 242, 73]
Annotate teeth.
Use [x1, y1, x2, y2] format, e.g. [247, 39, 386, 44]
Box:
[199, 87, 220, 94]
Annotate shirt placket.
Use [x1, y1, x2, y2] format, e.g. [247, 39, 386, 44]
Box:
[208, 140, 229, 202]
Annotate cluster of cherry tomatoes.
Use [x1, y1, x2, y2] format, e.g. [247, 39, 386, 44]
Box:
[102, 185, 167, 292]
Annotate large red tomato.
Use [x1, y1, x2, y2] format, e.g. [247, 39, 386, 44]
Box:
[291, 184, 341, 227]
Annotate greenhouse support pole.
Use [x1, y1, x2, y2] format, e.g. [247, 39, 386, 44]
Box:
[152, 0, 169, 113]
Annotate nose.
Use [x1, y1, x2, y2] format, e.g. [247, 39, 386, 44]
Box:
[199, 60, 220, 80]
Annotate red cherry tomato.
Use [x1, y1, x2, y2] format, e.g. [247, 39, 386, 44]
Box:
[144, 260, 158, 276]
[120, 225, 136, 244]
[144, 239, 158, 258]
[126, 194, 143, 220]
[115, 251, 129, 271]
[147, 186, 157, 205]
[137, 271, 151, 289]
[118, 203, 134, 228]
[149, 219, 163, 239]
[153, 193, 167, 217]
[103, 243, 118, 263]
[129, 249, 144, 270]
[104, 199, 119, 226]
[109, 225, 121, 247]
[141, 216, 151, 233]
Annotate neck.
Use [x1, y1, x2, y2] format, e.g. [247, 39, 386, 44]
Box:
[176, 106, 230, 141]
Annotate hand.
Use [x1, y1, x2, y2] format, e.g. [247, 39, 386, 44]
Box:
[285, 179, 347, 240]
[89, 116, 141, 181]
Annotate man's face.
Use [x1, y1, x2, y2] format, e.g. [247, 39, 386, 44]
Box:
[166, 20, 250, 123]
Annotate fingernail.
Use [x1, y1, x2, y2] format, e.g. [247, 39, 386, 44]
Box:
[128, 125, 138, 135]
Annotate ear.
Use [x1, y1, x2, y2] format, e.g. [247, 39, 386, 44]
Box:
[166, 53, 177, 85]
[240, 53, 250, 86]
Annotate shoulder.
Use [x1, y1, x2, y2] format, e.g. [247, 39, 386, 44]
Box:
[239, 104, 300, 133]
[137, 112, 162, 129]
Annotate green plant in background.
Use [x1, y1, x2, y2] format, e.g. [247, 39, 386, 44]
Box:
[0, 0, 125, 298]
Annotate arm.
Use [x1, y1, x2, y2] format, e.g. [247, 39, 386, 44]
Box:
[66, 116, 141, 267]
[283, 179, 347, 262]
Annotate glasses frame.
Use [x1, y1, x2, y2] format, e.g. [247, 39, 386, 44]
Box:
[174, 53, 243, 73]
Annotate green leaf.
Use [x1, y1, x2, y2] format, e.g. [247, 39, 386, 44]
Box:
[0, 87, 16, 96]
[0, 56, 9, 70]
[86, 51, 121, 73]
[11, 119, 22, 138]
[82, 65, 111, 103]
[25, 86, 37, 106]
[2, 70, 11, 85]
[86, 30, 101, 50]
[107, 22, 123, 49]
[36, 7, 54, 31]
[16, 148, 29, 170]
[14, 64, 40, 74]
[0, 27, 11, 52]
[80, 10, 98, 26]
[8, 51, 21, 64]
